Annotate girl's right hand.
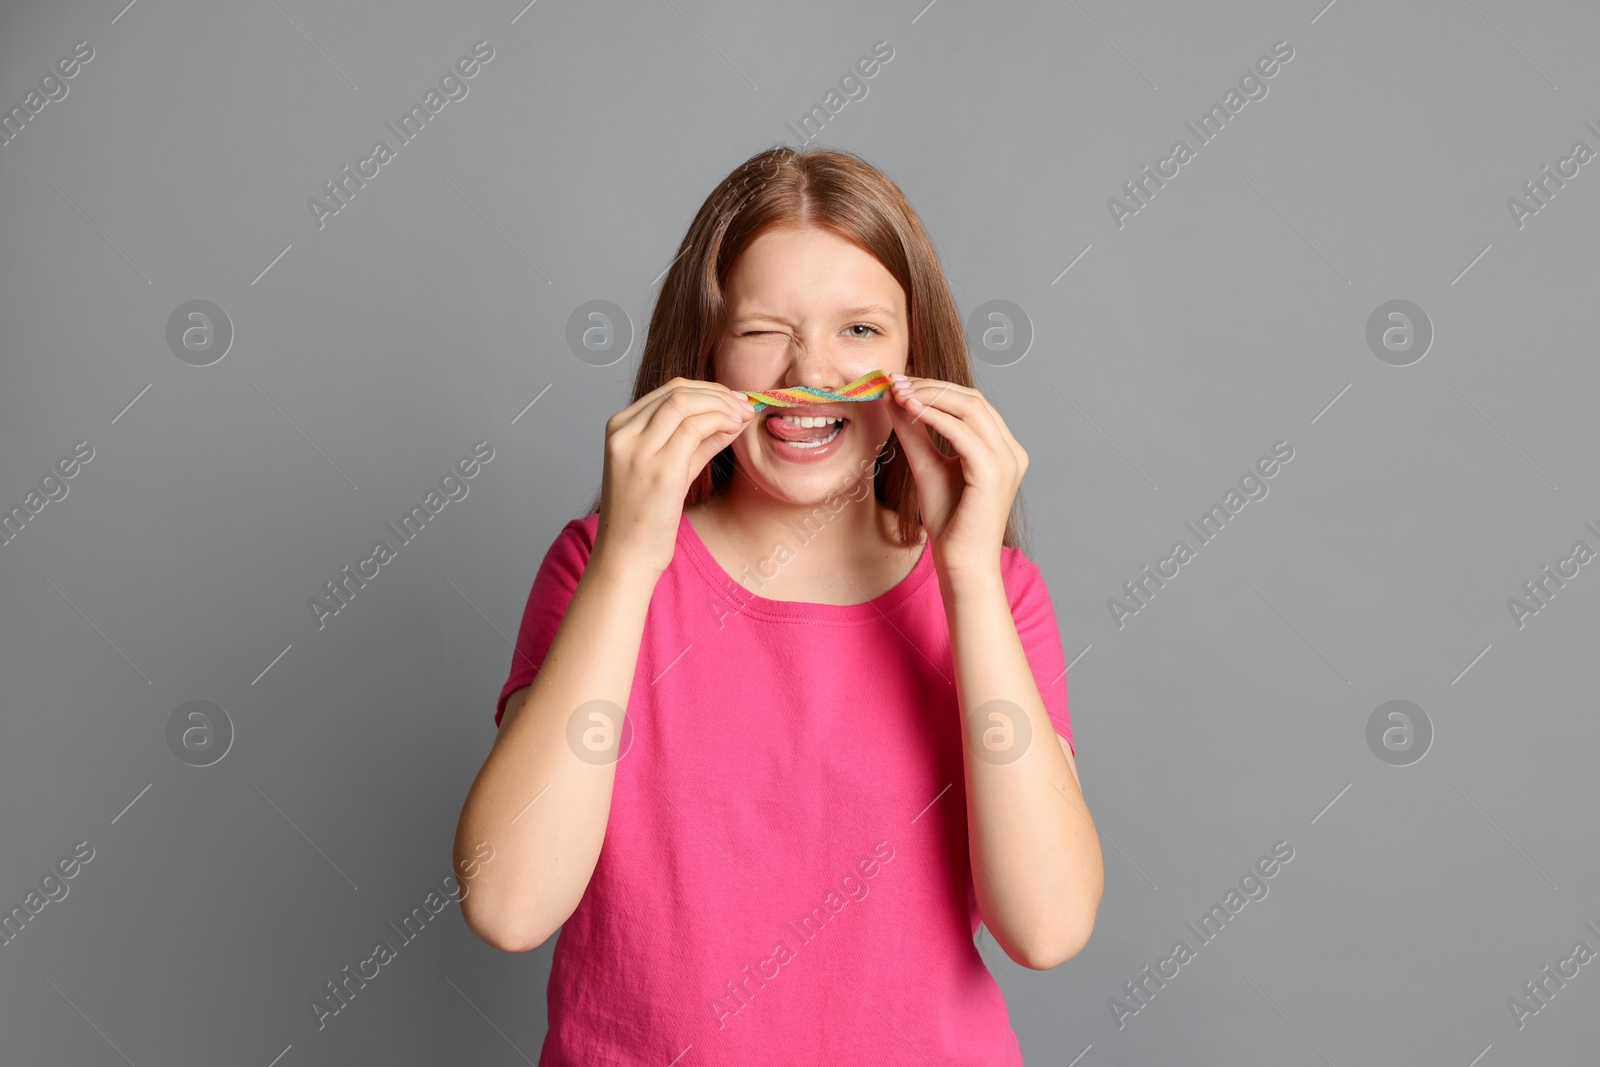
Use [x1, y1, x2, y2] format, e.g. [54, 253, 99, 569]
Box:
[592, 377, 758, 578]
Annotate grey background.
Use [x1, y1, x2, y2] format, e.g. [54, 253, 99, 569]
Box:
[2, 0, 1597, 1064]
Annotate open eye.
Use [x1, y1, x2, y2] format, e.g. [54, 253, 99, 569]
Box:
[846, 323, 883, 338]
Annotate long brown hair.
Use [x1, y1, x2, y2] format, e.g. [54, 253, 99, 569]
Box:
[585, 145, 1026, 552]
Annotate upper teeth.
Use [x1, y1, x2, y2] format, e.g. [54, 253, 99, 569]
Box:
[778, 414, 841, 428]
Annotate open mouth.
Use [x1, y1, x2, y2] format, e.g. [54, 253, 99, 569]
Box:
[764, 411, 848, 450]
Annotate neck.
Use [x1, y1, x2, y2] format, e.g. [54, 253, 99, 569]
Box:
[698, 472, 901, 576]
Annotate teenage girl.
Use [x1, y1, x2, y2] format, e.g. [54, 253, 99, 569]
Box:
[453, 146, 1103, 1065]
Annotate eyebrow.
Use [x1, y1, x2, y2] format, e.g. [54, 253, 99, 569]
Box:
[841, 303, 897, 320]
[729, 304, 898, 325]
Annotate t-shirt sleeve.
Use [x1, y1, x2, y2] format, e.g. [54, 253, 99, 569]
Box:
[495, 517, 595, 727]
[1004, 549, 1075, 757]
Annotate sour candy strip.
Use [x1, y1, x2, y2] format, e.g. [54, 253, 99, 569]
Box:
[740, 369, 892, 413]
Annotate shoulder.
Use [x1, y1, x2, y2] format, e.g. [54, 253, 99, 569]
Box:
[572, 511, 601, 545]
[531, 513, 600, 578]
[998, 544, 1050, 597]
[550, 512, 599, 555]
[997, 545, 1064, 636]
[999, 543, 1038, 572]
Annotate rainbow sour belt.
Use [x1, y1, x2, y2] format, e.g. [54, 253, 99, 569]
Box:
[740, 369, 892, 413]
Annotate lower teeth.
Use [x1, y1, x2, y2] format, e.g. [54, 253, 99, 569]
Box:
[781, 423, 842, 449]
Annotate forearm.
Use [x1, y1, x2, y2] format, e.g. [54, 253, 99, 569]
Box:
[939, 562, 1104, 969]
[455, 552, 657, 951]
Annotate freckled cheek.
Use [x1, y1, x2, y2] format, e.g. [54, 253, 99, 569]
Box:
[853, 407, 894, 451]
[730, 421, 763, 466]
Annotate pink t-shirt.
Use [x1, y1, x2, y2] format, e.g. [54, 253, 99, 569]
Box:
[496, 509, 1074, 1066]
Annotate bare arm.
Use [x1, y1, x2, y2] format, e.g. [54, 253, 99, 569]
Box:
[940, 564, 1103, 970]
[452, 377, 757, 952]
[881, 373, 1103, 970]
[452, 551, 659, 952]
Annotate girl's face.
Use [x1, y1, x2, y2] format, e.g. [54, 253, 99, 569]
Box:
[715, 225, 909, 506]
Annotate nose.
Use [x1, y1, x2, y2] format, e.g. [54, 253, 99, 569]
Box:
[779, 343, 852, 393]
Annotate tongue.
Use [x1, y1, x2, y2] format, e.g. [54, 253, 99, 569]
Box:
[767, 415, 841, 443]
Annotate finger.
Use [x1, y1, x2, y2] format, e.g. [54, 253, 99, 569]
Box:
[889, 390, 998, 479]
[889, 375, 998, 454]
[893, 378, 1007, 453]
[884, 390, 947, 479]
[614, 379, 749, 438]
[627, 375, 740, 414]
[659, 408, 751, 478]
[611, 377, 689, 433]
[636, 386, 754, 454]
[968, 390, 1026, 461]
[892, 376, 983, 401]
[951, 391, 1025, 472]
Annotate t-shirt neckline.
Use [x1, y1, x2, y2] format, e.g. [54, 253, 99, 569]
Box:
[677, 508, 934, 623]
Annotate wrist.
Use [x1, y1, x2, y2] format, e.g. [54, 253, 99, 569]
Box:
[586, 543, 666, 594]
[933, 554, 1005, 598]
[931, 542, 1002, 583]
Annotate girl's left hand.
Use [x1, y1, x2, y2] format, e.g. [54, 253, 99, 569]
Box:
[885, 373, 1027, 576]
